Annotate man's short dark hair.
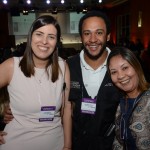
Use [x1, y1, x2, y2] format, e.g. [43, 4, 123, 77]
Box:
[79, 10, 111, 36]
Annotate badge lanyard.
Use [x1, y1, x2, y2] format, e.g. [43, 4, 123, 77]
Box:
[35, 75, 56, 122]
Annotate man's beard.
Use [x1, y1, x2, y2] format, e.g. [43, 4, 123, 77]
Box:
[83, 43, 107, 60]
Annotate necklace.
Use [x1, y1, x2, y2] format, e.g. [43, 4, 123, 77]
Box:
[34, 68, 46, 84]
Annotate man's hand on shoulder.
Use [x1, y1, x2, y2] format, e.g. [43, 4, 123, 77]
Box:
[0, 131, 7, 144]
[3, 105, 13, 124]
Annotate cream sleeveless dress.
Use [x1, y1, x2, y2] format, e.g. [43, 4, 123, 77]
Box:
[0, 57, 65, 150]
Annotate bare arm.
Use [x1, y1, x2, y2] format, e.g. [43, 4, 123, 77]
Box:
[0, 58, 14, 144]
[0, 58, 14, 123]
[62, 62, 72, 150]
[0, 58, 14, 88]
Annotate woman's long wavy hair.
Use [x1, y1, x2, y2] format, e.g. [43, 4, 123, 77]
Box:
[19, 15, 61, 82]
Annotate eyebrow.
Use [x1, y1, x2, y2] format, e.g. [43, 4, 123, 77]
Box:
[83, 29, 104, 32]
[120, 63, 128, 67]
[34, 31, 57, 36]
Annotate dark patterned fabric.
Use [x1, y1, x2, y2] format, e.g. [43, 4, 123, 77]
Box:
[113, 88, 150, 150]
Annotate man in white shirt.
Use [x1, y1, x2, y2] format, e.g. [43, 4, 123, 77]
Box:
[67, 10, 121, 150]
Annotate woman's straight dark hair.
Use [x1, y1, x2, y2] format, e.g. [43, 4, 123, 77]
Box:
[19, 15, 61, 82]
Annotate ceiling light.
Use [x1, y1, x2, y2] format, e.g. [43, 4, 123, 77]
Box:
[80, 0, 84, 4]
[46, 0, 50, 4]
[99, 0, 102, 3]
[3, 0, 7, 4]
[26, 0, 31, 4]
[61, 0, 64, 4]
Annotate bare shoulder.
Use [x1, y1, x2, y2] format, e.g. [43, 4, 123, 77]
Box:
[0, 57, 14, 71]
[0, 58, 14, 87]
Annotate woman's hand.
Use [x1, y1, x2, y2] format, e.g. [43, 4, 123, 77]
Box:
[0, 131, 7, 144]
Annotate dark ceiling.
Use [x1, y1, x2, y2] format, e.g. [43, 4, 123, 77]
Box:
[0, 0, 128, 13]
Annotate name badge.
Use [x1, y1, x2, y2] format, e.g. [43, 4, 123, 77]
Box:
[81, 98, 96, 115]
[39, 106, 56, 122]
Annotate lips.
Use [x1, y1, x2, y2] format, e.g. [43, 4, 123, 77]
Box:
[89, 45, 97, 48]
[38, 46, 48, 51]
[120, 79, 130, 85]
[88, 45, 99, 50]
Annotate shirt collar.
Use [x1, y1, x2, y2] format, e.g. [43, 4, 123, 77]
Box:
[80, 47, 111, 71]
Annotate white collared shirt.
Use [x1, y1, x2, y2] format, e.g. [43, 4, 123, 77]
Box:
[80, 47, 111, 99]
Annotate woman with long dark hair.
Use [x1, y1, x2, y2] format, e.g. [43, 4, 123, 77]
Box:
[107, 47, 150, 150]
[0, 15, 72, 150]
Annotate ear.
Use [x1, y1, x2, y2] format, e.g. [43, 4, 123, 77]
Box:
[107, 34, 111, 41]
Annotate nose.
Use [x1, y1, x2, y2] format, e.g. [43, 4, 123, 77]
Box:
[117, 71, 125, 79]
[42, 36, 48, 44]
[89, 33, 98, 43]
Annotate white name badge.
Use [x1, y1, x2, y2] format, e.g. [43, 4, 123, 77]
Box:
[81, 98, 96, 115]
[39, 106, 56, 122]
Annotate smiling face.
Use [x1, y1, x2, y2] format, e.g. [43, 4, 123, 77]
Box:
[81, 16, 110, 60]
[109, 55, 140, 98]
[31, 24, 57, 66]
